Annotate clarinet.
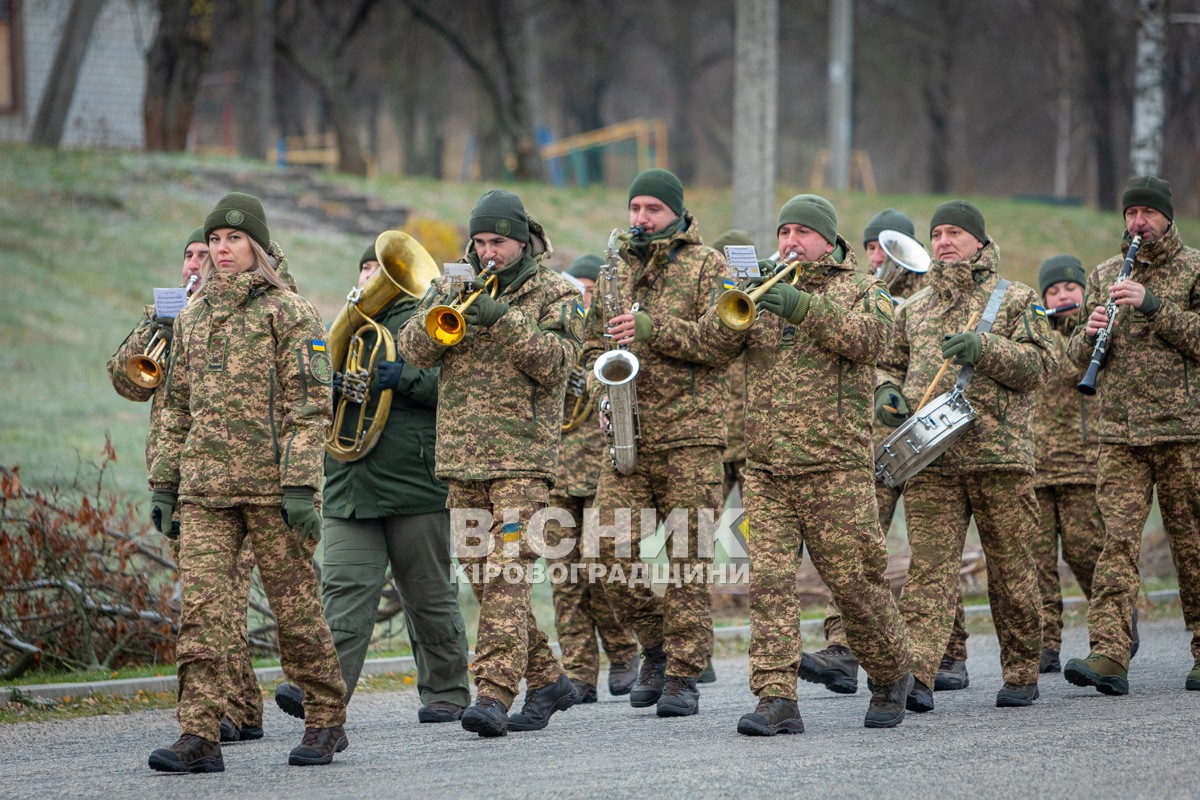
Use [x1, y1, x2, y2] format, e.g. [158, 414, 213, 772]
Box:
[1078, 234, 1141, 396]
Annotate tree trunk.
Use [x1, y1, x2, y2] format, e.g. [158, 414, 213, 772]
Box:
[1130, 0, 1166, 176]
[237, 0, 275, 161]
[29, 0, 104, 147]
[1076, 0, 1121, 210]
[143, 0, 212, 151]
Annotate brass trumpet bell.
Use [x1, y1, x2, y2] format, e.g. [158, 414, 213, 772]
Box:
[423, 268, 497, 346]
[715, 289, 757, 332]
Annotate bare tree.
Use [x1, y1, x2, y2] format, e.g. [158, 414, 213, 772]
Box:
[143, 0, 213, 152]
[29, 0, 103, 147]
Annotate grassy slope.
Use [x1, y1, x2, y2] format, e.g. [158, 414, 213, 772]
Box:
[1, 145, 1194, 495]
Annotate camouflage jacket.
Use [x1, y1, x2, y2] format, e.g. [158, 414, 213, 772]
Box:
[581, 212, 729, 453]
[1033, 318, 1098, 487]
[395, 220, 582, 485]
[1066, 224, 1200, 445]
[149, 270, 333, 505]
[883, 265, 929, 305]
[324, 297, 448, 518]
[878, 240, 1057, 475]
[106, 304, 168, 467]
[699, 238, 892, 475]
[555, 416, 607, 498]
[723, 354, 747, 464]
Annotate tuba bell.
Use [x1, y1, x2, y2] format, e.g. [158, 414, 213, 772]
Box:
[325, 230, 442, 463]
[876, 229, 930, 301]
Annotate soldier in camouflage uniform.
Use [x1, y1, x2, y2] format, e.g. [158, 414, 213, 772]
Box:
[1030, 255, 1104, 675]
[805, 209, 972, 695]
[107, 228, 264, 745]
[697, 195, 913, 734]
[546, 254, 640, 704]
[1064, 176, 1200, 695]
[396, 189, 582, 737]
[147, 193, 348, 773]
[274, 243, 471, 724]
[879, 200, 1056, 712]
[580, 169, 728, 718]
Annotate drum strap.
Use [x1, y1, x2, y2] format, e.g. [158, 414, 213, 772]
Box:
[953, 278, 1011, 392]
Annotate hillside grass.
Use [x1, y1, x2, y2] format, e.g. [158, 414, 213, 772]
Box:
[1, 144, 1195, 494]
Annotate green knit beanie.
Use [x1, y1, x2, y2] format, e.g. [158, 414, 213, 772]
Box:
[712, 229, 755, 250]
[204, 192, 270, 251]
[930, 199, 986, 244]
[469, 189, 530, 243]
[628, 168, 684, 215]
[184, 227, 205, 251]
[777, 194, 838, 245]
[1121, 175, 1173, 221]
[863, 208, 915, 245]
[360, 243, 379, 268]
[1038, 254, 1086, 297]
[566, 253, 603, 282]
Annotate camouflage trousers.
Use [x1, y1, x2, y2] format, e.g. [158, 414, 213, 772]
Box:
[745, 467, 910, 699]
[1033, 484, 1103, 653]
[1088, 443, 1200, 666]
[592, 446, 723, 678]
[900, 470, 1042, 689]
[447, 478, 563, 709]
[177, 503, 346, 740]
[545, 492, 638, 686]
[167, 534, 262, 730]
[824, 483, 970, 662]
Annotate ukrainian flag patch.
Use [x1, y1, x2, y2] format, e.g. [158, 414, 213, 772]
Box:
[575, 303, 586, 319]
[502, 521, 521, 543]
[723, 278, 737, 290]
[1032, 305, 1047, 319]
[311, 339, 326, 352]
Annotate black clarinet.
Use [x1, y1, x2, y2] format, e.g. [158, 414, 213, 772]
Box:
[1078, 234, 1141, 396]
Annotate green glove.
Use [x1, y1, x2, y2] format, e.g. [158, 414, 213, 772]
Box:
[632, 311, 653, 343]
[151, 316, 174, 343]
[280, 486, 322, 542]
[1136, 288, 1162, 317]
[941, 332, 983, 366]
[757, 282, 812, 324]
[462, 290, 509, 328]
[151, 489, 177, 535]
[874, 384, 909, 428]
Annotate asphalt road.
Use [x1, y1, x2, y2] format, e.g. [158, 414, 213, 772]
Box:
[2, 617, 1197, 800]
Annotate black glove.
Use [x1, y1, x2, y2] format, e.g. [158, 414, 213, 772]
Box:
[376, 359, 405, 391]
[566, 366, 588, 397]
[151, 316, 174, 343]
[874, 384, 910, 428]
[151, 489, 178, 535]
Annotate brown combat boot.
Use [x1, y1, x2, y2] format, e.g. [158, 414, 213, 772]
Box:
[148, 734, 224, 773]
[287, 726, 349, 766]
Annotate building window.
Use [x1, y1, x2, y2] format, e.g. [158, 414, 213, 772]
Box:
[0, 0, 18, 113]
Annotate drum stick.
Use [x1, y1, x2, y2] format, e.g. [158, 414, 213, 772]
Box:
[917, 309, 982, 411]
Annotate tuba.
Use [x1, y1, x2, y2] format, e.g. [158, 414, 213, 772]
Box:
[325, 230, 442, 462]
[877, 229, 930, 301]
[594, 227, 641, 474]
[124, 274, 198, 389]
[562, 300, 597, 433]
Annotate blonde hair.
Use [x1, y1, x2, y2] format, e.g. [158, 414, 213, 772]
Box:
[195, 238, 291, 296]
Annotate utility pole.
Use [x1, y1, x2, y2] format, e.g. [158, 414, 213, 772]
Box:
[827, 0, 853, 190]
[733, 0, 779, 250]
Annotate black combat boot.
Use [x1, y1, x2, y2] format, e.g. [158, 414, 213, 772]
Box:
[996, 682, 1039, 707]
[570, 679, 598, 704]
[1039, 648, 1061, 674]
[698, 657, 717, 684]
[287, 726, 349, 766]
[274, 682, 306, 720]
[237, 724, 264, 741]
[656, 675, 699, 717]
[865, 671, 912, 728]
[219, 716, 240, 743]
[461, 696, 508, 737]
[629, 644, 668, 707]
[798, 645, 859, 694]
[1130, 608, 1140, 659]
[417, 701, 465, 723]
[508, 674, 579, 731]
[1186, 660, 1200, 691]
[148, 734, 225, 773]
[933, 655, 969, 690]
[736, 696, 804, 736]
[906, 677, 934, 713]
[607, 653, 639, 696]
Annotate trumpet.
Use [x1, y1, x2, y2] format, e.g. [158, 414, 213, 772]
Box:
[124, 275, 198, 389]
[424, 260, 498, 346]
[715, 251, 800, 331]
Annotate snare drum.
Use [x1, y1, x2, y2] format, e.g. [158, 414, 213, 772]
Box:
[874, 390, 976, 488]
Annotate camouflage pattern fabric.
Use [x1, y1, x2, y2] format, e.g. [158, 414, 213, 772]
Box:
[580, 212, 730, 454]
[878, 240, 1057, 475]
[545, 492, 638, 685]
[556, 401, 607, 499]
[1086, 443, 1200, 666]
[1033, 485, 1102, 653]
[1066, 224, 1200, 445]
[149, 271, 333, 503]
[592, 446, 724, 678]
[177, 503, 346, 739]
[448, 478, 563, 708]
[395, 219, 581, 486]
[723, 353, 747, 465]
[900, 470, 1042, 688]
[745, 467, 910, 698]
[106, 305, 164, 465]
[1035, 320, 1098, 487]
[883, 265, 929, 304]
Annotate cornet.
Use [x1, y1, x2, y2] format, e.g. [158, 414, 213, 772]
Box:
[715, 251, 800, 331]
[124, 274, 197, 389]
[423, 260, 498, 346]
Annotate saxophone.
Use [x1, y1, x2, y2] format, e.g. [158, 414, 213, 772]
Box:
[593, 227, 642, 475]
